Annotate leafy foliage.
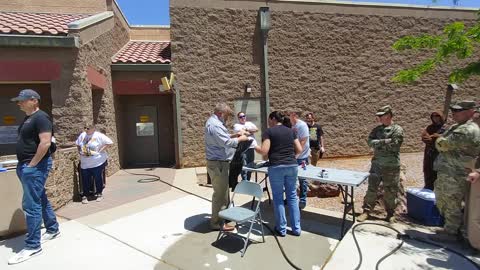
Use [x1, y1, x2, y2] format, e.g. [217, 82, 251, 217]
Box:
[392, 12, 480, 84]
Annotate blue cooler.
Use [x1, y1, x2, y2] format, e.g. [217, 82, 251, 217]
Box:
[406, 188, 444, 226]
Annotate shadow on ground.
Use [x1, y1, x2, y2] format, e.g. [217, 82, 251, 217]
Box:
[157, 202, 340, 270]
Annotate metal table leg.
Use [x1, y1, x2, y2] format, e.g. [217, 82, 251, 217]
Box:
[251, 171, 271, 209]
[340, 185, 355, 238]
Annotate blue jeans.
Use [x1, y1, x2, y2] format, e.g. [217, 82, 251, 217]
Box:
[81, 163, 106, 196]
[16, 157, 59, 249]
[240, 148, 255, 181]
[297, 158, 309, 205]
[268, 165, 301, 235]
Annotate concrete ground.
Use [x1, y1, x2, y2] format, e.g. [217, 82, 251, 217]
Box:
[1, 167, 479, 270]
[0, 168, 341, 270]
[324, 220, 480, 270]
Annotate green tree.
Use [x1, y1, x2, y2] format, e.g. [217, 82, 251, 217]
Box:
[392, 11, 480, 84]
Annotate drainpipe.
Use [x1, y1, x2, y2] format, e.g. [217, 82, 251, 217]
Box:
[259, 7, 271, 130]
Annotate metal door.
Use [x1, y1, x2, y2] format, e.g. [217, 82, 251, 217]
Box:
[124, 105, 160, 167]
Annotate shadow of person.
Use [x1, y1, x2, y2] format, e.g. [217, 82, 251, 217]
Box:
[211, 234, 246, 254]
[0, 208, 26, 253]
[184, 213, 214, 234]
[0, 212, 26, 253]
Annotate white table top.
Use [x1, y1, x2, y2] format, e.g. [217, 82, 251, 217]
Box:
[243, 164, 369, 187]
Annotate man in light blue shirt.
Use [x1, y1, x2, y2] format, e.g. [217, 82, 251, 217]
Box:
[205, 103, 248, 231]
[290, 111, 310, 209]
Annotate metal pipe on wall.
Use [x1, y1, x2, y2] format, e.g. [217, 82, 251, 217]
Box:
[259, 7, 270, 130]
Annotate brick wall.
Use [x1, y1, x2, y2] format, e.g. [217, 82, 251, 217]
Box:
[0, 13, 129, 208]
[0, 0, 107, 14]
[129, 27, 170, 41]
[171, 0, 480, 167]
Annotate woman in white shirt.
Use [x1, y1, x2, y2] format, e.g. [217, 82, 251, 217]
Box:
[76, 124, 113, 204]
[233, 112, 258, 181]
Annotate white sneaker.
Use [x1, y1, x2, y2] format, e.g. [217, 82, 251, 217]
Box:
[8, 248, 43, 265]
[41, 231, 60, 244]
[96, 194, 103, 202]
[81, 196, 88, 204]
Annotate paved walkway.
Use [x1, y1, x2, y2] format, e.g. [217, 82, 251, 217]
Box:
[1, 167, 479, 269]
[0, 168, 340, 270]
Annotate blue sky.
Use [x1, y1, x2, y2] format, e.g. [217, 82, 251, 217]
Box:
[116, 0, 170, 26]
[115, 0, 479, 26]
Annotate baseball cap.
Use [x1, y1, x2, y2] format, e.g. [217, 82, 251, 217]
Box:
[376, 105, 393, 116]
[449, 100, 476, 110]
[11, 89, 41, 102]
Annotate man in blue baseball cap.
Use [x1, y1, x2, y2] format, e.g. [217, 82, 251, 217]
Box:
[8, 89, 60, 265]
[10, 89, 41, 102]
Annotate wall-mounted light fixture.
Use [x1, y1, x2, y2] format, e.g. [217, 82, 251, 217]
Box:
[447, 83, 458, 91]
[259, 7, 271, 34]
[245, 83, 252, 93]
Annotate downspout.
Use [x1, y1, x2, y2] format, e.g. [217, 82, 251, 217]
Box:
[259, 7, 271, 130]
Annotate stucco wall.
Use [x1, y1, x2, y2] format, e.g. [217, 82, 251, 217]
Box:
[129, 27, 170, 41]
[0, 13, 129, 208]
[0, 0, 107, 14]
[171, 0, 480, 167]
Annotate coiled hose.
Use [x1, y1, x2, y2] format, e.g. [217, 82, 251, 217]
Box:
[352, 222, 480, 270]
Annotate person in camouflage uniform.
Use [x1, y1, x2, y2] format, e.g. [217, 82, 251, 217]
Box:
[358, 105, 404, 223]
[430, 100, 480, 242]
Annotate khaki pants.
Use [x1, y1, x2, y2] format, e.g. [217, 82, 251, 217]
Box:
[207, 160, 230, 227]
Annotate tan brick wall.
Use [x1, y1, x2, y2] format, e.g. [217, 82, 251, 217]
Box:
[171, 1, 480, 167]
[129, 27, 170, 41]
[0, 13, 129, 208]
[0, 0, 107, 14]
[47, 148, 80, 209]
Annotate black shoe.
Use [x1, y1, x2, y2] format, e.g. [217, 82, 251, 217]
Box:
[274, 227, 286, 237]
[299, 202, 306, 210]
[287, 230, 301, 237]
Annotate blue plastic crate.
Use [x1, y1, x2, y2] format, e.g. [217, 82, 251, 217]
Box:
[406, 188, 444, 226]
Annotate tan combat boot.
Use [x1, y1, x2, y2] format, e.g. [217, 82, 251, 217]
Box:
[357, 211, 370, 222]
[386, 211, 396, 223]
[429, 228, 459, 242]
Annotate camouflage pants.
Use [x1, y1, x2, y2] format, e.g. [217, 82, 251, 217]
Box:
[363, 165, 400, 213]
[434, 172, 467, 234]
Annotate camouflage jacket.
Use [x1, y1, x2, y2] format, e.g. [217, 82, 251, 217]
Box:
[368, 123, 404, 168]
[435, 120, 480, 175]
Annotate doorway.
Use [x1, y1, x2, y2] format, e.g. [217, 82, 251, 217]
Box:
[118, 95, 175, 168]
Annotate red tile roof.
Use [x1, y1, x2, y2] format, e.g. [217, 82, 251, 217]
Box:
[0, 12, 91, 36]
[112, 41, 171, 64]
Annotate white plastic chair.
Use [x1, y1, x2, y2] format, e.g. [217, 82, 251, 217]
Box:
[216, 181, 265, 257]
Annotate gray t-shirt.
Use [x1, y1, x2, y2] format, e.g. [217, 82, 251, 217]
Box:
[294, 119, 310, 159]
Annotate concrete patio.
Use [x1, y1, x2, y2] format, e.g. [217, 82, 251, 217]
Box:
[0, 167, 479, 269]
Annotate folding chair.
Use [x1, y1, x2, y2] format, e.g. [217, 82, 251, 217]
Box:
[216, 181, 265, 257]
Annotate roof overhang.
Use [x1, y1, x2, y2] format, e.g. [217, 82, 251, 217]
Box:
[0, 34, 79, 48]
[111, 63, 171, 72]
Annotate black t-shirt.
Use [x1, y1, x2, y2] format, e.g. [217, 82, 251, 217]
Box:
[262, 125, 297, 166]
[16, 110, 52, 163]
[307, 122, 324, 148]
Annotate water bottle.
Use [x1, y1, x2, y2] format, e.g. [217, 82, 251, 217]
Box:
[320, 169, 325, 178]
[323, 170, 329, 178]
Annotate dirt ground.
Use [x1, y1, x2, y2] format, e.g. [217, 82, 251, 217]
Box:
[198, 152, 425, 216]
[307, 152, 424, 215]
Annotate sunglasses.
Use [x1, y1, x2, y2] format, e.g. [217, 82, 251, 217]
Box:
[238, 115, 246, 119]
[450, 108, 466, 113]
